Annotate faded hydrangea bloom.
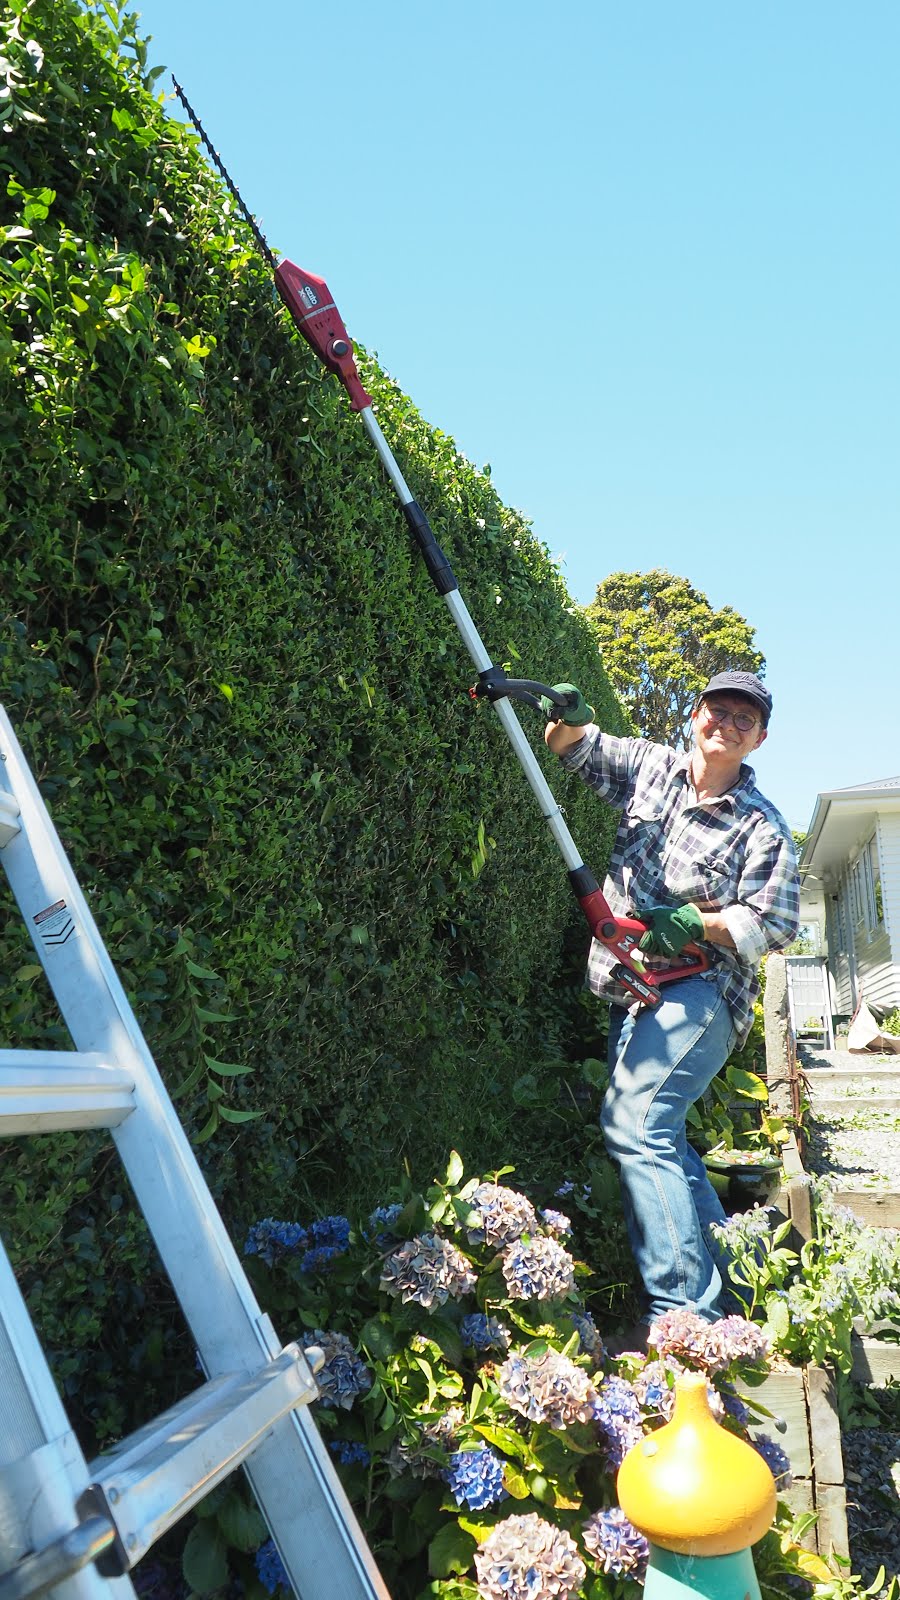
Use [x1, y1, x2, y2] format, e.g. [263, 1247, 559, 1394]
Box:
[460, 1313, 511, 1353]
[465, 1184, 538, 1249]
[498, 1349, 598, 1429]
[648, 1307, 771, 1375]
[475, 1513, 586, 1600]
[647, 1307, 712, 1363]
[501, 1235, 575, 1301]
[302, 1330, 371, 1410]
[583, 1507, 649, 1578]
[702, 1316, 771, 1374]
[380, 1233, 476, 1308]
[632, 1358, 681, 1419]
[387, 1406, 465, 1479]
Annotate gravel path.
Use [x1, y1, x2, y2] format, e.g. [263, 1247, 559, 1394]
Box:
[843, 1428, 900, 1589]
[803, 1109, 900, 1188]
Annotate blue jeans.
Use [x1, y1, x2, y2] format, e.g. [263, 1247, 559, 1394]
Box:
[603, 977, 737, 1322]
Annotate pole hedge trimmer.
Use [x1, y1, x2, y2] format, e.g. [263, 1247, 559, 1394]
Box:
[173, 82, 707, 1007]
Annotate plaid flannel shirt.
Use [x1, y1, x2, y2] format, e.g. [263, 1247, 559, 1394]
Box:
[561, 727, 800, 1043]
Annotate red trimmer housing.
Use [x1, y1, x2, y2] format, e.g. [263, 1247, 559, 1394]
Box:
[275, 261, 371, 411]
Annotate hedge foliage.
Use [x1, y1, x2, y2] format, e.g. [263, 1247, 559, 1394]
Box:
[0, 0, 629, 1438]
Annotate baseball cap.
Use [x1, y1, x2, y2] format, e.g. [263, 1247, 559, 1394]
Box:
[700, 671, 772, 723]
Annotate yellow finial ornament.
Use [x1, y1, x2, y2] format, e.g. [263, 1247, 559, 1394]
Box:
[618, 1371, 776, 1556]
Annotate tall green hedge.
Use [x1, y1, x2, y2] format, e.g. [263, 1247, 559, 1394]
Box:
[0, 0, 628, 1435]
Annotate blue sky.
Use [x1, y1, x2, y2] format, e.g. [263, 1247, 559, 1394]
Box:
[135, 0, 900, 831]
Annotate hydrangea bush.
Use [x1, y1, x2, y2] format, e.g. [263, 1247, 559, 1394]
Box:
[185, 1155, 835, 1600]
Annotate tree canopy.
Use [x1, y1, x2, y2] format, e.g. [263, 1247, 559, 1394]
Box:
[584, 569, 765, 747]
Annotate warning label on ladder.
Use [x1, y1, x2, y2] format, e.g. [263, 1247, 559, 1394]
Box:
[34, 899, 75, 945]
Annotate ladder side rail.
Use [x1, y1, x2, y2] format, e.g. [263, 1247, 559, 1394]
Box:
[0, 1238, 137, 1600]
[0, 711, 390, 1600]
[0, 709, 271, 1373]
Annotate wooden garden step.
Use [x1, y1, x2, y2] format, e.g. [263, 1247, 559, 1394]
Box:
[798, 1046, 900, 1075]
[800, 1066, 900, 1094]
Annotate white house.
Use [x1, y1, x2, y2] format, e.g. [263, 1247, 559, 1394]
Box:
[797, 776, 900, 1022]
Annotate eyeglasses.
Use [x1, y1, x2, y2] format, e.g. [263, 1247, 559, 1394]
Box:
[701, 700, 761, 734]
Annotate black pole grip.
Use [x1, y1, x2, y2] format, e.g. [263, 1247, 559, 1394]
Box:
[402, 501, 457, 596]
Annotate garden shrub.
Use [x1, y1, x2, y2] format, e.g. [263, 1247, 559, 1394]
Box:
[182, 1155, 827, 1600]
[0, 0, 627, 1441]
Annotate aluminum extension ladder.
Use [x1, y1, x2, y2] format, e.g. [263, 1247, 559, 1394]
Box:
[0, 704, 389, 1600]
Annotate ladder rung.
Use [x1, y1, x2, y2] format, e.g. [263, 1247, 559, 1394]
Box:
[0, 1051, 135, 1134]
[79, 1344, 320, 1570]
[0, 789, 20, 849]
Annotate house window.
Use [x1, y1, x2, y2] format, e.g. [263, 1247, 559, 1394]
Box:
[867, 836, 884, 929]
[851, 858, 865, 927]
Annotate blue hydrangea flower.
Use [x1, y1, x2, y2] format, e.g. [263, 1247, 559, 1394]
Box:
[475, 1514, 585, 1600]
[592, 1376, 643, 1469]
[368, 1203, 404, 1246]
[569, 1309, 605, 1362]
[309, 1215, 351, 1250]
[752, 1432, 793, 1487]
[446, 1446, 508, 1510]
[555, 1181, 576, 1197]
[244, 1219, 307, 1266]
[302, 1330, 371, 1410]
[583, 1507, 649, 1578]
[540, 1207, 572, 1237]
[721, 1387, 751, 1426]
[460, 1313, 511, 1353]
[255, 1539, 289, 1595]
[328, 1440, 371, 1466]
[300, 1215, 351, 1274]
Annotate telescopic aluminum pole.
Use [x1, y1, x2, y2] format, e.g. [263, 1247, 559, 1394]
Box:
[358, 405, 583, 873]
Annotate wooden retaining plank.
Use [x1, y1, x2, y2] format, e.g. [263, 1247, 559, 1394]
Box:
[815, 1483, 850, 1561]
[751, 1371, 811, 1477]
[829, 1189, 900, 1227]
[850, 1336, 900, 1384]
[778, 1479, 816, 1549]
[806, 1366, 843, 1486]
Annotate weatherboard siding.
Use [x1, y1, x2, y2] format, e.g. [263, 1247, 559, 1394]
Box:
[877, 814, 900, 1006]
[855, 926, 895, 1012]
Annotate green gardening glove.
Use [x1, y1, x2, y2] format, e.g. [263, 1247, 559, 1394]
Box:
[539, 681, 595, 726]
[638, 904, 705, 958]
